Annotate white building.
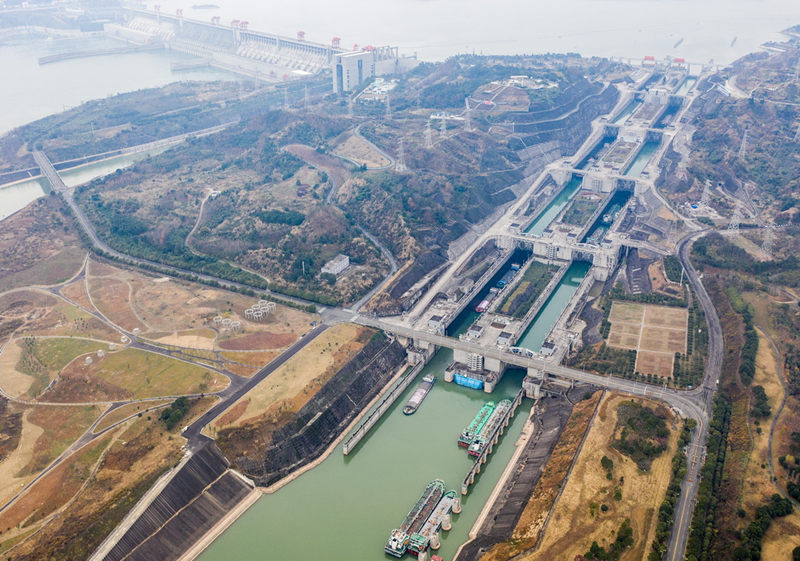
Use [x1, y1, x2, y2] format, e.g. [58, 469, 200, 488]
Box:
[321, 254, 350, 276]
[332, 46, 418, 93]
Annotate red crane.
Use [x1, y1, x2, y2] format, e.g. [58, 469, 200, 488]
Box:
[297, 30, 305, 41]
[176, 8, 183, 16]
[331, 36, 341, 48]
[154, 4, 160, 12]
[231, 19, 240, 28]
[352, 43, 359, 51]
[211, 15, 220, 24]
[239, 20, 248, 30]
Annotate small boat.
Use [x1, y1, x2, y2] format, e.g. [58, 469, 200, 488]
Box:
[403, 374, 436, 415]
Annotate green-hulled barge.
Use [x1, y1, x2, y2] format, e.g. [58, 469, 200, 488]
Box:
[457, 401, 495, 447]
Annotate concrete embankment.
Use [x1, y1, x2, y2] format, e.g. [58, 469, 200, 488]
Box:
[90, 444, 255, 561]
[232, 336, 407, 485]
[454, 391, 577, 561]
[38, 44, 162, 64]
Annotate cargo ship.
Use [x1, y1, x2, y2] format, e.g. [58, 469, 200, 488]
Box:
[468, 399, 512, 457]
[403, 374, 436, 415]
[385, 480, 446, 557]
[475, 287, 500, 313]
[407, 490, 458, 555]
[458, 402, 495, 447]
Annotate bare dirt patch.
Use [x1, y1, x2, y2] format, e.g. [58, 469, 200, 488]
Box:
[635, 350, 674, 379]
[150, 329, 217, 350]
[0, 409, 43, 508]
[607, 302, 688, 377]
[208, 324, 371, 434]
[88, 277, 147, 332]
[332, 133, 391, 168]
[218, 331, 297, 350]
[0, 339, 35, 398]
[528, 394, 679, 561]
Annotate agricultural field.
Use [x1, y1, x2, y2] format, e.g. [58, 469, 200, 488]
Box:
[606, 301, 688, 378]
[529, 394, 680, 561]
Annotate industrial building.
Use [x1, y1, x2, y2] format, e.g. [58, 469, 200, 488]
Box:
[332, 46, 418, 93]
[322, 254, 350, 276]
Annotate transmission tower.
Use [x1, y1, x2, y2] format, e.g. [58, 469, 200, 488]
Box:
[395, 137, 407, 172]
[440, 118, 447, 138]
[385, 95, 392, 119]
[425, 122, 433, 149]
[728, 203, 743, 234]
[465, 110, 473, 132]
[347, 96, 354, 119]
[738, 126, 748, 159]
[700, 179, 712, 209]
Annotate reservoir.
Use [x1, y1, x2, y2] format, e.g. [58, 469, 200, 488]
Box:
[0, 147, 170, 221]
[197, 349, 532, 561]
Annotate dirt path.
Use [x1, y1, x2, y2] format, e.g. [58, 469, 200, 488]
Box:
[760, 327, 800, 507]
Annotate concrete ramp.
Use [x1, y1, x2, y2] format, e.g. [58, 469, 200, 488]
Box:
[93, 444, 256, 561]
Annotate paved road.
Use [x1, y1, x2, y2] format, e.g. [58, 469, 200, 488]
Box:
[664, 230, 724, 561]
[182, 324, 329, 450]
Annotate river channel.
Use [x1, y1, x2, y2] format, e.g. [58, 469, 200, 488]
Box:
[198, 349, 531, 561]
[524, 175, 583, 236]
[0, 147, 170, 220]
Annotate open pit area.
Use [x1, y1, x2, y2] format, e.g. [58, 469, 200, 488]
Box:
[606, 301, 688, 378]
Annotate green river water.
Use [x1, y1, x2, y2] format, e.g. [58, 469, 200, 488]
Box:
[199, 349, 531, 561]
[524, 175, 583, 236]
[0, 147, 169, 220]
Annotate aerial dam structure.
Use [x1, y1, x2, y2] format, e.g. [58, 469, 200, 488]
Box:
[105, 8, 412, 83]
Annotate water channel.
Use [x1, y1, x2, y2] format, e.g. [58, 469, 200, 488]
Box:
[623, 141, 659, 177]
[514, 260, 591, 352]
[524, 175, 583, 235]
[198, 349, 532, 561]
[674, 77, 697, 96]
[0, 147, 170, 221]
[611, 99, 642, 125]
